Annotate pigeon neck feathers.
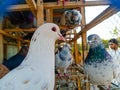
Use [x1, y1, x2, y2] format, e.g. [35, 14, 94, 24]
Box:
[58, 45, 70, 61]
[85, 43, 112, 65]
[22, 23, 58, 65]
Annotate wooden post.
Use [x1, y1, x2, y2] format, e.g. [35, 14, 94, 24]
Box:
[74, 30, 79, 64]
[81, 32, 90, 90]
[46, 9, 53, 22]
[80, 4, 90, 90]
[80, 1, 88, 65]
[81, 33, 87, 61]
[77, 76, 82, 90]
[37, 0, 44, 27]
[0, 17, 3, 63]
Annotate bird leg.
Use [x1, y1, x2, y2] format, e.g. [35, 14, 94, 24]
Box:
[63, 69, 69, 77]
[57, 73, 63, 78]
[64, 73, 69, 77]
[107, 85, 111, 90]
[56, 69, 63, 78]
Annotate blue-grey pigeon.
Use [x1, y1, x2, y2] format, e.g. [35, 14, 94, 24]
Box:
[55, 43, 73, 77]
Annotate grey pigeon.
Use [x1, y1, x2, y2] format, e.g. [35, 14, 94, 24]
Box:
[84, 34, 120, 90]
[60, 9, 82, 27]
[0, 23, 65, 90]
[55, 43, 73, 77]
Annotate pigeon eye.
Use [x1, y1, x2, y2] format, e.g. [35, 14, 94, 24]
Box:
[94, 37, 97, 40]
[52, 27, 57, 32]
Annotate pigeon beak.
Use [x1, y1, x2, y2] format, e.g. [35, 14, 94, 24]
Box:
[58, 33, 65, 41]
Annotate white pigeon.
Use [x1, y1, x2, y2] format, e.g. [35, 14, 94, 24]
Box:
[55, 43, 73, 77]
[84, 34, 120, 90]
[0, 23, 65, 90]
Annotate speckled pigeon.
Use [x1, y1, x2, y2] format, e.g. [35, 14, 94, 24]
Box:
[0, 23, 65, 90]
[84, 34, 120, 90]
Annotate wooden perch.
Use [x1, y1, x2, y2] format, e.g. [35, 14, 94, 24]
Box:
[0, 30, 28, 43]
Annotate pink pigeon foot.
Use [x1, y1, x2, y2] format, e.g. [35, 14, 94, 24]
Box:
[57, 73, 63, 78]
[107, 85, 111, 90]
[64, 73, 69, 77]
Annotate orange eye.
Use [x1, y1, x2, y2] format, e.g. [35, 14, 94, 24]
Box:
[52, 27, 56, 32]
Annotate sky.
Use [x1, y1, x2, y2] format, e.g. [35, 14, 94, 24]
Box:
[77, 4, 120, 43]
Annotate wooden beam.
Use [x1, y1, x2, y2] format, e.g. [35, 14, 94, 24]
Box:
[44, 1, 110, 9]
[60, 24, 85, 30]
[74, 30, 79, 64]
[70, 6, 119, 42]
[8, 1, 110, 11]
[0, 30, 29, 43]
[0, 30, 21, 40]
[3, 26, 81, 33]
[4, 28, 36, 32]
[66, 33, 74, 35]
[3, 41, 18, 46]
[46, 9, 53, 22]
[26, 0, 37, 17]
[37, 0, 44, 27]
[8, 4, 30, 11]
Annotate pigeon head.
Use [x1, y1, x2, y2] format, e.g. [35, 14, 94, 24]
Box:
[64, 43, 72, 51]
[65, 11, 72, 22]
[65, 9, 82, 25]
[71, 9, 82, 25]
[31, 23, 65, 43]
[46, 23, 65, 41]
[88, 34, 103, 48]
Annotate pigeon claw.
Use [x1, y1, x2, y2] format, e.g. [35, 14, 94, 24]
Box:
[57, 73, 62, 79]
[64, 73, 69, 77]
[107, 85, 111, 90]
